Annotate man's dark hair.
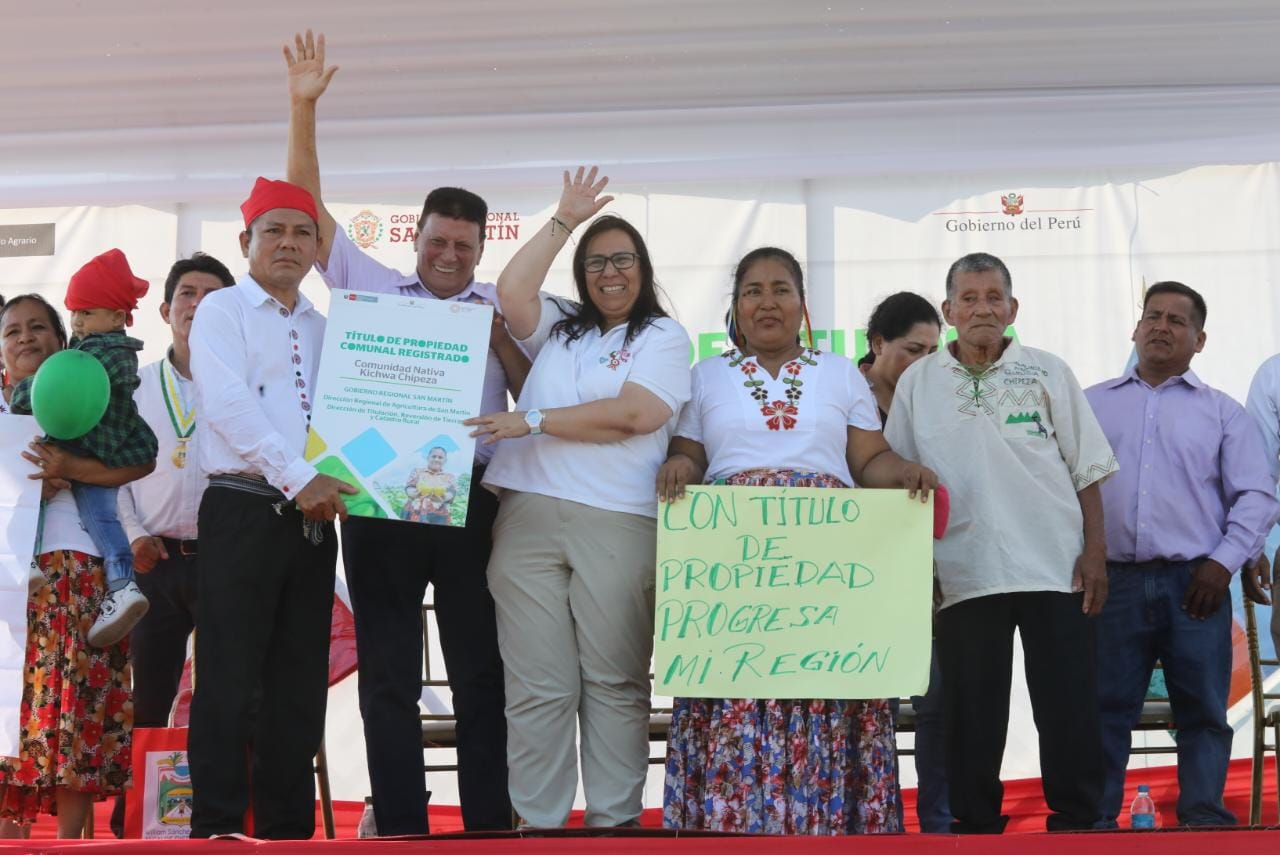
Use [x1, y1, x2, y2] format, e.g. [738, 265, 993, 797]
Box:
[418, 187, 488, 236]
[1143, 281, 1207, 329]
[164, 253, 235, 303]
[945, 252, 1012, 298]
[553, 214, 669, 347]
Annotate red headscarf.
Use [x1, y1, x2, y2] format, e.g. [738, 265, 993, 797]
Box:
[241, 177, 319, 229]
[64, 249, 150, 327]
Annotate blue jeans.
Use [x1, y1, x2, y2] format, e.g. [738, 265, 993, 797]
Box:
[70, 481, 134, 591]
[1095, 560, 1235, 826]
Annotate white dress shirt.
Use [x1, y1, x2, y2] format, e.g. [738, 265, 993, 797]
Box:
[117, 355, 207, 542]
[189, 275, 326, 497]
[317, 227, 512, 465]
[1246, 353, 1280, 488]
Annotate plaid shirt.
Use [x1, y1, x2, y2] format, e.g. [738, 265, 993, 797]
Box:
[10, 332, 159, 469]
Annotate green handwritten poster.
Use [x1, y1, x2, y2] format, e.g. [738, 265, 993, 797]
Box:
[654, 485, 933, 699]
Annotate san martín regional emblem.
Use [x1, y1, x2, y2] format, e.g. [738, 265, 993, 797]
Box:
[348, 210, 384, 250]
[1001, 192, 1024, 216]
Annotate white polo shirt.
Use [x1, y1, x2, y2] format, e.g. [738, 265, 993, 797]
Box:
[884, 339, 1117, 610]
[676, 348, 881, 485]
[483, 295, 692, 518]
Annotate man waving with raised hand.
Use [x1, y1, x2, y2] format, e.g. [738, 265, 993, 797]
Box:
[282, 29, 521, 835]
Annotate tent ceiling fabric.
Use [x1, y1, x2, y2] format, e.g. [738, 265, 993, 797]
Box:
[4, 0, 1280, 205]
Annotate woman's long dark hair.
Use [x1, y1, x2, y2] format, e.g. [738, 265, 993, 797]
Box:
[551, 215, 669, 346]
[858, 291, 941, 367]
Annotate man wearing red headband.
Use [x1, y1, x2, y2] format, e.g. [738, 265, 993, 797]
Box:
[10, 248, 160, 647]
[187, 177, 356, 839]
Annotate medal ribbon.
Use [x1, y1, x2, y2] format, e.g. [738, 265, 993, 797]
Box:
[160, 359, 197, 439]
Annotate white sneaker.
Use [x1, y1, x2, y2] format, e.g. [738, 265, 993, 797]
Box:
[87, 581, 149, 648]
[28, 562, 46, 596]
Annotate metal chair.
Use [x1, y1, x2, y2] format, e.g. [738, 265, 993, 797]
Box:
[420, 602, 460, 774]
[315, 740, 336, 839]
[1243, 597, 1280, 825]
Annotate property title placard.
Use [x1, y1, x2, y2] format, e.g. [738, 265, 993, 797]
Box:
[306, 291, 492, 526]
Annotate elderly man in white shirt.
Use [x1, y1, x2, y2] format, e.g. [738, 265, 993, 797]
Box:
[188, 177, 355, 840]
[885, 252, 1116, 834]
[106, 252, 234, 837]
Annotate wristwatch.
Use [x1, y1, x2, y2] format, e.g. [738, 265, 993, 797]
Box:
[525, 409, 545, 436]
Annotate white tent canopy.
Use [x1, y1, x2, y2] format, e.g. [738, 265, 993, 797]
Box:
[4, 0, 1280, 207]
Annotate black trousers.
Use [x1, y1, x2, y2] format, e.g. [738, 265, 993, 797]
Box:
[133, 544, 200, 726]
[188, 486, 337, 839]
[342, 466, 511, 834]
[110, 546, 199, 836]
[936, 591, 1104, 833]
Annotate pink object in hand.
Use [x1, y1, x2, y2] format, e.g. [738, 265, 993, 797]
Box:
[934, 484, 950, 540]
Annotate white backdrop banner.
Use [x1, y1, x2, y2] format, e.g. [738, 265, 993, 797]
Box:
[3, 161, 1279, 789]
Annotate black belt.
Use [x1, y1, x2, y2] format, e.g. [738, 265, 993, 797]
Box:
[1110, 557, 1202, 570]
[160, 537, 199, 558]
[209, 472, 325, 545]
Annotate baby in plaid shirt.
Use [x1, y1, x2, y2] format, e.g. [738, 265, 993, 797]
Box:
[11, 249, 159, 647]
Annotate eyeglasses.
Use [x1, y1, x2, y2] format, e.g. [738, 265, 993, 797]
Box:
[583, 252, 639, 273]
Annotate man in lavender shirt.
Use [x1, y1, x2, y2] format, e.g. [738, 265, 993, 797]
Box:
[1086, 281, 1280, 826]
[283, 32, 530, 834]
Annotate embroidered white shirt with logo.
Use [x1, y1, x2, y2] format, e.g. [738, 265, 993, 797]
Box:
[676, 348, 881, 484]
[884, 339, 1117, 610]
[482, 294, 692, 518]
[118, 356, 208, 542]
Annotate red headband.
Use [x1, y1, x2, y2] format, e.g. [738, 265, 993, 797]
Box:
[241, 177, 319, 229]
[64, 249, 149, 327]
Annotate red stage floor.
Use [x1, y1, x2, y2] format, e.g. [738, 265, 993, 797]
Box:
[3, 755, 1276, 847]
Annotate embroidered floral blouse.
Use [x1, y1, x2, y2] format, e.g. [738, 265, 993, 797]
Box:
[674, 348, 881, 484]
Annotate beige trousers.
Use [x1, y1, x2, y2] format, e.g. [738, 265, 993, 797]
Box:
[487, 491, 657, 828]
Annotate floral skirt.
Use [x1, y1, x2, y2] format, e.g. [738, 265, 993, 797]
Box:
[662, 468, 900, 834]
[0, 550, 133, 823]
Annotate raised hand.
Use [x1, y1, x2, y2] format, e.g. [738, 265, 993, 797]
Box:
[284, 29, 339, 104]
[556, 166, 615, 230]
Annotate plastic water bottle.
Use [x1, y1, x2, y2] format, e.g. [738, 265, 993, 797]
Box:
[357, 797, 378, 839]
[1129, 784, 1156, 829]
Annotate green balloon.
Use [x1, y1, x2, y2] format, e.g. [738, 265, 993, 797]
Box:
[30, 350, 110, 440]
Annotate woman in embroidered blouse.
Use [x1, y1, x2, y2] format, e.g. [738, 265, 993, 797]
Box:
[0, 295, 146, 837]
[466, 167, 692, 828]
[656, 248, 937, 835]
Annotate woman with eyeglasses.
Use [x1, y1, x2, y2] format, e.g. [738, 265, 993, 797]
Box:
[655, 249, 938, 835]
[465, 167, 692, 828]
